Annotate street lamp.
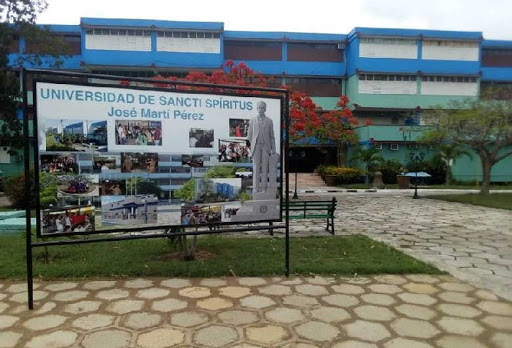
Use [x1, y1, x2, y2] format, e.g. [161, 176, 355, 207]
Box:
[409, 152, 425, 199]
[289, 150, 306, 199]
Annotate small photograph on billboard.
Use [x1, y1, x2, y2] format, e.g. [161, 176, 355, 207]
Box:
[115, 120, 163, 146]
[44, 119, 107, 152]
[93, 154, 120, 173]
[222, 203, 241, 222]
[121, 152, 158, 173]
[101, 194, 158, 226]
[195, 178, 242, 202]
[99, 179, 125, 196]
[41, 153, 78, 174]
[189, 128, 214, 148]
[182, 154, 204, 167]
[42, 205, 95, 235]
[56, 174, 99, 197]
[181, 204, 222, 225]
[229, 119, 249, 138]
[218, 139, 250, 163]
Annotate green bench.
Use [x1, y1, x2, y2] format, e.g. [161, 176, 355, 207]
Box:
[287, 197, 337, 235]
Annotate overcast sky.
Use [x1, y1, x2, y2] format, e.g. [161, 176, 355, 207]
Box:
[37, 0, 512, 40]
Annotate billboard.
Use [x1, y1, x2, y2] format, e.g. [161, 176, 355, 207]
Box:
[36, 81, 282, 236]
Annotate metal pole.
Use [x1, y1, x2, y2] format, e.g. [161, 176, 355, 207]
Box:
[285, 92, 290, 277]
[22, 69, 34, 310]
[413, 162, 419, 199]
[293, 153, 298, 199]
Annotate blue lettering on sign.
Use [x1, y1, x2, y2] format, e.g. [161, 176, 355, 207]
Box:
[107, 106, 137, 117]
[173, 110, 204, 120]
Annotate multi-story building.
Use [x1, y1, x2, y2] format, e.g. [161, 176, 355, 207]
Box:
[3, 17, 511, 194]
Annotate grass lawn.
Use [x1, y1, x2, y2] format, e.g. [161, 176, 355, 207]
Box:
[0, 234, 442, 280]
[428, 193, 512, 211]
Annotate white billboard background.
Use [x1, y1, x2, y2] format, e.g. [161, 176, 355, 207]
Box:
[37, 82, 281, 155]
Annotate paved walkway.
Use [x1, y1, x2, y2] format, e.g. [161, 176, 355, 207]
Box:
[280, 192, 512, 302]
[1, 275, 511, 348]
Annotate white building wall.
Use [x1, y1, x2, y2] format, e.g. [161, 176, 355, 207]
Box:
[422, 40, 479, 61]
[358, 80, 417, 94]
[0, 148, 10, 164]
[421, 81, 478, 96]
[360, 38, 417, 59]
[86, 34, 151, 51]
[157, 38, 221, 53]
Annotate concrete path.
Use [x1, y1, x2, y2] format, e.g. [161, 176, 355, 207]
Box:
[1, 275, 511, 348]
[281, 192, 512, 302]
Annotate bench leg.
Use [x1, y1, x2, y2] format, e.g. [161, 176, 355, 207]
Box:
[268, 222, 273, 236]
[331, 216, 335, 235]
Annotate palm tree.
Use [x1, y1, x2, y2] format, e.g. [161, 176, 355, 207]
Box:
[437, 144, 472, 185]
[350, 147, 385, 184]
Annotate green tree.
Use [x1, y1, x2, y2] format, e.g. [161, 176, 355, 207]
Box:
[1, 0, 70, 153]
[436, 144, 472, 185]
[423, 94, 512, 194]
[350, 147, 385, 184]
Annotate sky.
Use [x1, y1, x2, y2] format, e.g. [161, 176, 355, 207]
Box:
[36, 0, 512, 40]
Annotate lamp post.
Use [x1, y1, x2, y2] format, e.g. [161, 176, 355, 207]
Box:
[289, 150, 306, 200]
[409, 152, 425, 199]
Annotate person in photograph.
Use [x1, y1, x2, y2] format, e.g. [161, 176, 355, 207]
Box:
[55, 215, 64, 233]
[153, 127, 162, 146]
[123, 155, 133, 172]
[189, 134, 199, 147]
[248, 101, 276, 193]
[113, 184, 122, 195]
[148, 157, 157, 173]
[117, 124, 127, 145]
[137, 131, 148, 145]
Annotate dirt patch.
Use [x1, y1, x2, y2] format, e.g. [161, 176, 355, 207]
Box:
[158, 250, 215, 262]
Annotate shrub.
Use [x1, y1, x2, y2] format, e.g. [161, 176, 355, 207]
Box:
[174, 179, 195, 201]
[205, 165, 237, 178]
[4, 172, 37, 209]
[316, 166, 364, 184]
[379, 160, 403, 184]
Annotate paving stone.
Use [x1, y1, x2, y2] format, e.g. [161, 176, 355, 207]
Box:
[25, 330, 78, 348]
[238, 277, 267, 286]
[137, 328, 185, 348]
[295, 284, 329, 296]
[170, 311, 209, 327]
[151, 298, 188, 312]
[368, 284, 402, 294]
[374, 275, 408, 285]
[178, 286, 211, 298]
[200, 278, 227, 287]
[194, 325, 239, 347]
[436, 335, 488, 348]
[361, 293, 395, 306]
[34, 302, 56, 315]
[280, 278, 303, 285]
[240, 295, 276, 309]
[72, 313, 114, 330]
[403, 283, 439, 294]
[197, 297, 233, 310]
[437, 317, 484, 336]
[345, 277, 372, 285]
[384, 338, 434, 348]
[0, 315, 19, 329]
[23, 315, 67, 331]
[398, 293, 437, 306]
[10, 291, 48, 303]
[354, 305, 396, 321]
[44, 282, 77, 292]
[345, 320, 391, 342]
[218, 310, 259, 325]
[232, 344, 265, 348]
[438, 282, 475, 292]
[490, 333, 512, 348]
[95, 289, 129, 300]
[482, 315, 512, 331]
[477, 300, 512, 315]
[136, 287, 170, 299]
[332, 341, 377, 348]
[122, 312, 162, 330]
[391, 318, 441, 338]
[438, 291, 476, 304]
[331, 284, 365, 294]
[0, 331, 22, 348]
[395, 304, 437, 320]
[219, 286, 251, 298]
[81, 329, 131, 348]
[258, 284, 292, 296]
[321, 294, 359, 307]
[246, 324, 291, 344]
[305, 276, 333, 285]
[406, 275, 441, 283]
[106, 299, 144, 314]
[0, 302, 9, 313]
[124, 278, 153, 289]
[310, 306, 350, 322]
[82, 280, 116, 290]
[265, 307, 305, 323]
[160, 278, 192, 288]
[438, 304, 483, 318]
[5, 283, 39, 293]
[63, 300, 101, 314]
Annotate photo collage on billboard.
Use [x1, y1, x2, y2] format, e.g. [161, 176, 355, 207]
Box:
[36, 82, 282, 235]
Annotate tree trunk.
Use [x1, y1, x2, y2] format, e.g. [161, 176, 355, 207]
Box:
[479, 155, 493, 195]
[445, 165, 451, 185]
[337, 144, 346, 166]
